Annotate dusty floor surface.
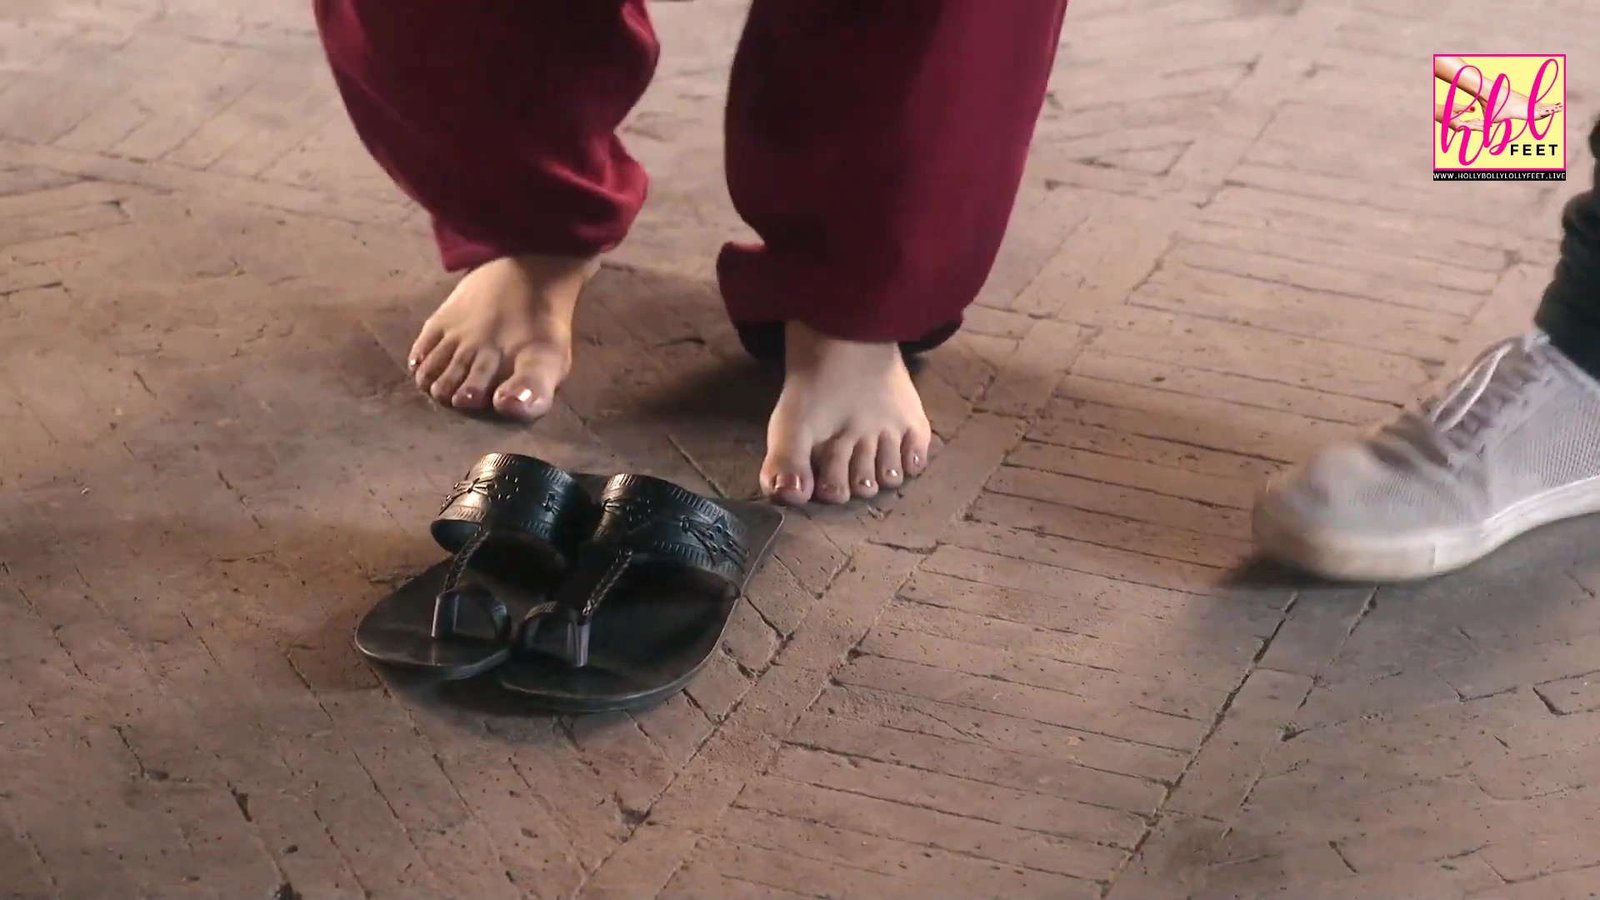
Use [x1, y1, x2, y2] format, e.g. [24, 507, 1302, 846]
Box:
[3, 0, 1599, 897]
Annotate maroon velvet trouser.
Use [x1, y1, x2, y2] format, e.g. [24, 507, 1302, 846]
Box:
[314, 0, 1069, 349]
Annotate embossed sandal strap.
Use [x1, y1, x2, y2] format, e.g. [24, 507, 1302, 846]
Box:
[430, 453, 593, 558]
[588, 475, 754, 583]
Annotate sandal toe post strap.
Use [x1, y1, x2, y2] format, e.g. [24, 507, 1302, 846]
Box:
[431, 585, 511, 642]
[431, 453, 593, 556]
[426, 526, 512, 644]
[512, 598, 593, 666]
[520, 546, 632, 668]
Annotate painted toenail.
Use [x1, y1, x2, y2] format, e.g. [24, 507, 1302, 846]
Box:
[773, 473, 804, 492]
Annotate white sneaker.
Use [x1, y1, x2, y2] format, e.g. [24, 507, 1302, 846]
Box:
[1254, 332, 1600, 581]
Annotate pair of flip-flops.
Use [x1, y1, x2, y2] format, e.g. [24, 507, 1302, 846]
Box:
[355, 453, 783, 713]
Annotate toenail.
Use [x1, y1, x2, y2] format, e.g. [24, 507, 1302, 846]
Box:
[773, 473, 804, 492]
[885, 468, 901, 480]
[858, 478, 876, 490]
[910, 454, 923, 468]
[515, 388, 535, 404]
[407, 357, 420, 370]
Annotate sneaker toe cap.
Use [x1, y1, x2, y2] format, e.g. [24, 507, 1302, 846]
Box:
[1258, 442, 1463, 533]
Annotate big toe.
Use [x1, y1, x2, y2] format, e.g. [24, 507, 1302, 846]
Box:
[491, 350, 563, 422]
[761, 395, 819, 505]
[492, 379, 553, 421]
[760, 442, 814, 506]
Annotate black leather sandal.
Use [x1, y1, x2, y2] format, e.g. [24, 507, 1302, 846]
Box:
[497, 474, 783, 712]
[354, 453, 601, 680]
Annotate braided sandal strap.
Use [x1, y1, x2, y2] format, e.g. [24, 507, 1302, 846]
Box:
[426, 454, 594, 646]
[517, 475, 757, 668]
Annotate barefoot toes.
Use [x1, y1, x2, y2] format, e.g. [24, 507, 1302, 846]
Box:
[430, 349, 473, 403]
[876, 432, 905, 488]
[814, 437, 854, 504]
[453, 349, 502, 409]
[849, 438, 880, 498]
[415, 338, 456, 392]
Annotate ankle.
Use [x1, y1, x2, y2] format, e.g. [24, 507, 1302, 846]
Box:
[506, 253, 596, 287]
[784, 321, 900, 373]
[460, 254, 592, 329]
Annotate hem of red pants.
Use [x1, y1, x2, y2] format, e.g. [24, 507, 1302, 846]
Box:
[437, 229, 623, 274]
[716, 242, 968, 345]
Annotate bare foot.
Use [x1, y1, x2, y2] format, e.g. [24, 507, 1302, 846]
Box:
[760, 322, 934, 506]
[1484, 92, 1563, 122]
[1531, 101, 1564, 121]
[409, 254, 596, 420]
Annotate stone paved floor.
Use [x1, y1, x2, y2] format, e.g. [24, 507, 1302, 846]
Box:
[3, 0, 1598, 897]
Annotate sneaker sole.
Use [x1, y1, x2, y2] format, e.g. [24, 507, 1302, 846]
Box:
[1254, 473, 1600, 582]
